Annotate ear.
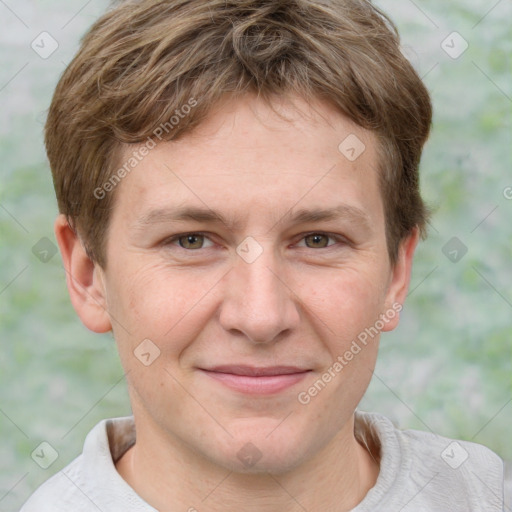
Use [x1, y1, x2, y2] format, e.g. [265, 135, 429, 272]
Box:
[381, 227, 420, 332]
[54, 214, 112, 333]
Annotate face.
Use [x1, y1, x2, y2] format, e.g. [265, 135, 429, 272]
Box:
[67, 94, 416, 474]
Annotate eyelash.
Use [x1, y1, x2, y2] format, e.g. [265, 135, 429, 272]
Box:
[163, 231, 349, 251]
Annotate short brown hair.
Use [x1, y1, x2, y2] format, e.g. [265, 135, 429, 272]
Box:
[45, 0, 432, 268]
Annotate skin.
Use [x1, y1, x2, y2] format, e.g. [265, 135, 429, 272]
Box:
[55, 93, 418, 512]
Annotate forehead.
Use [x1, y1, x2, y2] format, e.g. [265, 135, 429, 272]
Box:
[111, 94, 383, 230]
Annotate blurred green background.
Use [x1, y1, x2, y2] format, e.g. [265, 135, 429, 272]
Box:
[1, 0, 511, 509]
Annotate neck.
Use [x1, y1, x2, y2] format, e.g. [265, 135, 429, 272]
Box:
[116, 414, 379, 512]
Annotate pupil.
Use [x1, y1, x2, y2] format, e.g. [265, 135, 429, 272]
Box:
[307, 234, 327, 248]
[180, 234, 202, 249]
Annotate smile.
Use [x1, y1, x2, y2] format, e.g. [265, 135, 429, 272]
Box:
[198, 366, 312, 394]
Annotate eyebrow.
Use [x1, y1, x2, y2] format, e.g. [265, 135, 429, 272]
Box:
[133, 204, 372, 233]
[134, 206, 233, 230]
[283, 205, 371, 231]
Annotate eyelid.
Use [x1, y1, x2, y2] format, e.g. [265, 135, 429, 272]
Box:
[294, 231, 349, 248]
[163, 231, 215, 249]
[162, 231, 349, 250]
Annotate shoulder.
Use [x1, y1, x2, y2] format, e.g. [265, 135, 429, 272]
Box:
[401, 424, 504, 502]
[20, 455, 89, 511]
[356, 411, 505, 511]
[20, 416, 137, 512]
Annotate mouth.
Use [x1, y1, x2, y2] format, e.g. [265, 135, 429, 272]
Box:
[198, 365, 312, 395]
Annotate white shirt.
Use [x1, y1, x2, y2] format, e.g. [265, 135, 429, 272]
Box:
[20, 411, 508, 511]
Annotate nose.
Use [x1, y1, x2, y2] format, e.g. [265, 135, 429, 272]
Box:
[218, 245, 300, 344]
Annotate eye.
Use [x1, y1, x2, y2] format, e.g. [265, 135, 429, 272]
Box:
[167, 233, 214, 250]
[297, 233, 340, 249]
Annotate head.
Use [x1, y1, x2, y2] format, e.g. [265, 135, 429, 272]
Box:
[49, 0, 431, 474]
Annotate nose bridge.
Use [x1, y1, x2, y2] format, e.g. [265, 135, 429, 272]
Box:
[219, 244, 299, 343]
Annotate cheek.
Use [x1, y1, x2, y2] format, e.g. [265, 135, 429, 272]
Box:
[294, 263, 388, 348]
[293, 268, 385, 418]
[108, 260, 225, 354]
[107, 262, 219, 401]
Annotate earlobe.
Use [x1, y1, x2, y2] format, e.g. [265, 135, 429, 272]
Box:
[381, 227, 420, 332]
[54, 214, 112, 333]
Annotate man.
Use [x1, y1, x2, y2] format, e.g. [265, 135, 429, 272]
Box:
[21, 0, 507, 510]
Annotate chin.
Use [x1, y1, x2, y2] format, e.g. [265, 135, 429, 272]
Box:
[208, 424, 309, 475]
[225, 447, 305, 475]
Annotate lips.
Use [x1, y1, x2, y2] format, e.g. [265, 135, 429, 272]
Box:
[198, 365, 312, 394]
[203, 365, 310, 376]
